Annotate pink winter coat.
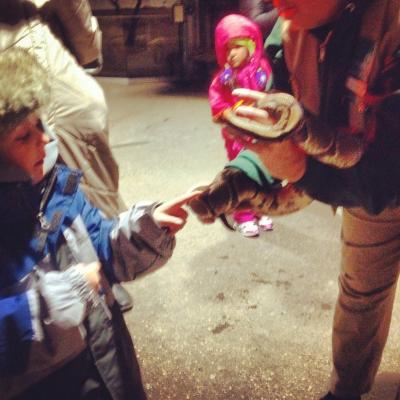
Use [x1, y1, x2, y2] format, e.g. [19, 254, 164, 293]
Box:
[209, 13, 272, 119]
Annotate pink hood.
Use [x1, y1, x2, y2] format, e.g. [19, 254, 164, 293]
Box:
[209, 14, 272, 118]
[215, 14, 266, 70]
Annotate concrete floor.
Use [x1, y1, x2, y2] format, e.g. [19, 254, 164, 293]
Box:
[98, 77, 400, 400]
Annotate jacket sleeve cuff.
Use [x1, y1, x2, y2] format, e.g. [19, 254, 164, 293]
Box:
[109, 202, 176, 281]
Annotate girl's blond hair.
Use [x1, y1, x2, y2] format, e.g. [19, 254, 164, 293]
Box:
[0, 47, 50, 135]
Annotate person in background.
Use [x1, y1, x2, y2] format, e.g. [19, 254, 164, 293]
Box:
[0, 47, 197, 400]
[0, 0, 134, 312]
[190, 0, 400, 398]
[238, 0, 279, 39]
[208, 14, 275, 238]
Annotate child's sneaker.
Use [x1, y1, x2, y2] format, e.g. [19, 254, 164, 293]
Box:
[258, 215, 274, 231]
[234, 220, 260, 237]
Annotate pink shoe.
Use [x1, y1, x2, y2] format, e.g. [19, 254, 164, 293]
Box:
[234, 220, 260, 237]
[258, 215, 273, 231]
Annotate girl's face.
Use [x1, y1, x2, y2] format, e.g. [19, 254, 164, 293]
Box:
[0, 113, 49, 184]
[226, 43, 250, 68]
[273, 0, 345, 29]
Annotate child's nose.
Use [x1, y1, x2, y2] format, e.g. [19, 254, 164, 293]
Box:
[41, 132, 50, 144]
[34, 124, 50, 145]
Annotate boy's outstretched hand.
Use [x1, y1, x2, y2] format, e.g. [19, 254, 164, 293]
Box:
[153, 191, 201, 234]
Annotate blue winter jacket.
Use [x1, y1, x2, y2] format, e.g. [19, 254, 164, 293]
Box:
[0, 163, 175, 399]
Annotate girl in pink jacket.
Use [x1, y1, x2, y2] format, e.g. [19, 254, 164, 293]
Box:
[209, 13, 273, 237]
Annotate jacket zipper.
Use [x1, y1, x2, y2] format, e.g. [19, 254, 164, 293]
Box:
[36, 167, 58, 250]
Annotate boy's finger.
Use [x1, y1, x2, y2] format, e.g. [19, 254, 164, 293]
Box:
[161, 215, 185, 225]
[159, 207, 188, 222]
[186, 183, 209, 194]
[161, 190, 202, 210]
[159, 215, 187, 233]
[173, 207, 188, 220]
[232, 88, 266, 101]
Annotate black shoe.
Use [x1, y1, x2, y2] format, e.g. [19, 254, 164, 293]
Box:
[112, 283, 134, 312]
[320, 392, 361, 400]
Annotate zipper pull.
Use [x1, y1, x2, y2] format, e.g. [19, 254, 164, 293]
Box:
[36, 211, 51, 252]
[37, 211, 50, 231]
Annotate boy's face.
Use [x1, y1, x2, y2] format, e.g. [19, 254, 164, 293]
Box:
[0, 113, 49, 184]
[273, 0, 344, 29]
[226, 43, 249, 68]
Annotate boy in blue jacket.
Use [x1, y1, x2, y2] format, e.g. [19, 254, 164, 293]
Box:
[0, 47, 197, 400]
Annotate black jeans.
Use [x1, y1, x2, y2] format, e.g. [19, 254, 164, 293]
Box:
[13, 348, 112, 400]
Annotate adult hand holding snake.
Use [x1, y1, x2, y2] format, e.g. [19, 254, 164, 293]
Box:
[226, 88, 307, 182]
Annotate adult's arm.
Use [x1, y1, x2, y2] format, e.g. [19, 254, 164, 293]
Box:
[43, 0, 102, 67]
